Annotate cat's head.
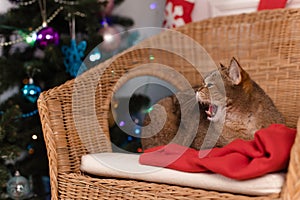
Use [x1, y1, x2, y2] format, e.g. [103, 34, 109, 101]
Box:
[196, 57, 252, 122]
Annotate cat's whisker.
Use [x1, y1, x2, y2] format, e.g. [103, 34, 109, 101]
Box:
[195, 91, 200, 102]
[182, 95, 198, 107]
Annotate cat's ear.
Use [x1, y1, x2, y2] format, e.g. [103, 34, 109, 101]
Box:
[220, 63, 226, 69]
[228, 57, 242, 85]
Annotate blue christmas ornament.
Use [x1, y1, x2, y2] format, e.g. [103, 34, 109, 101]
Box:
[61, 39, 87, 77]
[21, 78, 41, 103]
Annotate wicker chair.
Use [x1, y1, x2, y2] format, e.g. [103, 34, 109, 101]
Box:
[38, 8, 300, 199]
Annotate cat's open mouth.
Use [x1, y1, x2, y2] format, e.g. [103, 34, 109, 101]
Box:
[205, 104, 218, 120]
[195, 91, 219, 120]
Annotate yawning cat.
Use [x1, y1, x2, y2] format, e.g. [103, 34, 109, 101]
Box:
[141, 57, 285, 150]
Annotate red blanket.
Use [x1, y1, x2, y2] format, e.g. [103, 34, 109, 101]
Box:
[139, 124, 296, 180]
[257, 0, 287, 11]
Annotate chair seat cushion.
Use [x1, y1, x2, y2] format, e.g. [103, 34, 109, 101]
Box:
[80, 152, 285, 196]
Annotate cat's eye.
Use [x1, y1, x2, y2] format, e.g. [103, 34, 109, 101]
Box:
[205, 83, 213, 88]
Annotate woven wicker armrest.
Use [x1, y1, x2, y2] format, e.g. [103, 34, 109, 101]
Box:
[38, 8, 300, 199]
[282, 117, 300, 199]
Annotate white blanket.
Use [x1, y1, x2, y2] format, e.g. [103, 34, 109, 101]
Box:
[80, 152, 285, 196]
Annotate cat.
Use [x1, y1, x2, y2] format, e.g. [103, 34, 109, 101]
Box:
[141, 57, 285, 150]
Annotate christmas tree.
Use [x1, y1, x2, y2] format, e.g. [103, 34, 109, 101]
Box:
[0, 0, 134, 199]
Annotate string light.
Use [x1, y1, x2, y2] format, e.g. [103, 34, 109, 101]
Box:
[0, 109, 38, 119]
[134, 128, 141, 135]
[119, 121, 125, 127]
[0, 6, 64, 47]
[149, 2, 158, 10]
[0, 37, 23, 47]
[149, 55, 155, 61]
[1, 0, 87, 47]
[32, 134, 38, 140]
[54, 0, 79, 5]
[15, 0, 79, 7]
[144, 106, 154, 113]
[20, 109, 38, 118]
[89, 49, 101, 62]
[13, 0, 37, 6]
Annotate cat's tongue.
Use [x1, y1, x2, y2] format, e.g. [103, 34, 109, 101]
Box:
[209, 105, 212, 112]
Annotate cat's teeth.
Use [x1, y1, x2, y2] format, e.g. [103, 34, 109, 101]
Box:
[205, 110, 211, 116]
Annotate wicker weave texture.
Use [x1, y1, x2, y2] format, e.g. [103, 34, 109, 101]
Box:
[37, 8, 300, 199]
